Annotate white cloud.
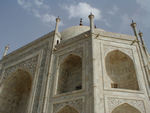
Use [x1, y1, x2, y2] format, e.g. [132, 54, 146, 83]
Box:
[17, 0, 32, 10]
[64, 2, 102, 21]
[121, 14, 130, 27]
[17, 0, 24, 5]
[108, 5, 119, 15]
[135, 0, 150, 28]
[42, 14, 56, 23]
[119, 14, 131, 33]
[34, 0, 44, 6]
[32, 9, 41, 18]
[102, 19, 111, 27]
[136, 0, 150, 12]
[17, 0, 60, 26]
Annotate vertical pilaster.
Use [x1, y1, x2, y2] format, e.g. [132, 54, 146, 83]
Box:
[130, 20, 150, 100]
[42, 17, 61, 113]
[88, 13, 105, 113]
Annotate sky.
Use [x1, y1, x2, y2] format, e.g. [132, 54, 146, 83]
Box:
[0, 0, 150, 58]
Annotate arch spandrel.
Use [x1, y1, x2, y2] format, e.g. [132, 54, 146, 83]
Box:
[1, 68, 32, 84]
[2, 55, 38, 82]
[112, 103, 141, 113]
[104, 46, 134, 60]
[57, 105, 79, 113]
[58, 51, 83, 65]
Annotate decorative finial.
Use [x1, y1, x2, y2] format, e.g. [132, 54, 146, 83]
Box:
[3, 44, 9, 57]
[88, 12, 94, 19]
[79, 18, 83, 26]
[56, 16, 60, 22]
[130, 19, 136, 28]
[132, 19, 134, 23]
[130, 19, 139, 39]
[139, 30, 143, 38]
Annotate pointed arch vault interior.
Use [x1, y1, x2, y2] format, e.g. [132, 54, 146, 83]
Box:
[105, 50, 139, 90]
[0, 69, 32, 113]
[57, 54, 82, 94]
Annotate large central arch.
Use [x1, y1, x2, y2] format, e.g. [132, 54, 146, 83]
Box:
[105, 50, 139, 90]
[0, 69, 32, 113]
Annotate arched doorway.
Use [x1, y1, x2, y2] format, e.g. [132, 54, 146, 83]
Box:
[105, 50, 139, 90]
[112, 103, 141, 113]
[57, 54, 82, 94]
[57, 105, 79, 113]
[0, 69, 32, 113]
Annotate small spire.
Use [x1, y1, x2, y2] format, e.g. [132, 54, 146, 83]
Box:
[55, 16, 61, 33]
[79, 18, 83, 26]
[138, 30, 148, 56]
[130, 19, 138, 39]
[138, 30, 144, 46]
[88, 13, 95, 33]
[3, 44, 9, 57]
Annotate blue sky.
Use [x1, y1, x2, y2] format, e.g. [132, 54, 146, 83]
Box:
[0, 0, 150, 58]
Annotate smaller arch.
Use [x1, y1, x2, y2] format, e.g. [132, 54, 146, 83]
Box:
[112, 103, 141, 113]
[57, 105, 79, 113]
[57, 40, 60, 44]
[57, 54, 82, 94]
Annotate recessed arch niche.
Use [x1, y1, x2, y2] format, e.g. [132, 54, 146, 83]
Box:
[112, 103, 141, 113]
[57, 105, 79, 113]
[57, 54, 82, 94]
[0, 69, 32, 113]
[105, 50, 139, 90]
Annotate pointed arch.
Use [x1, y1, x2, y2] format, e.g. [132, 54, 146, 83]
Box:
[57, 54, 82, 94]
[0, 69, 32, 113]
[105, 50, 139, 90]
[112, 103, 141, 113]
[57, 105, 79, 113]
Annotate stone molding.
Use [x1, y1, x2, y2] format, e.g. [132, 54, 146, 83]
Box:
[95, 29, 136, 41]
